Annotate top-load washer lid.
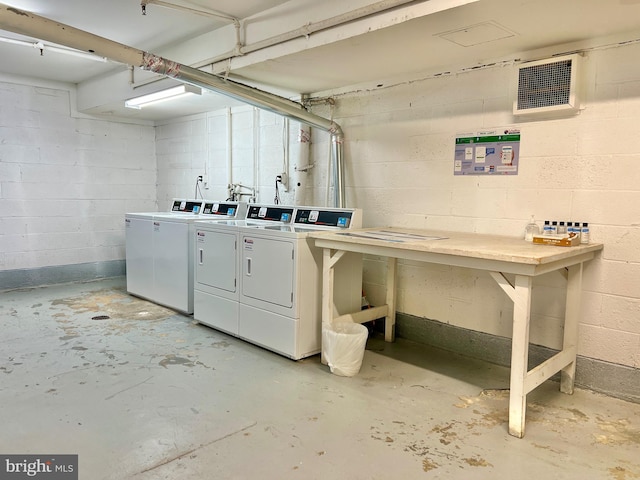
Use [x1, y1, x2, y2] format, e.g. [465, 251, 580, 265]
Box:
[152, 212, 203, 222]
[125, 212, 156, 220]
[247, 224, 296, 232]
[125, 199, 203, 219]
[194, 219, 248, 231]
[200, 201, 248, 219]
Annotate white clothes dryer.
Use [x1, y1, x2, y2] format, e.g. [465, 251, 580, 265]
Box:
[237, 207, 363, 359]
[193, 204, 295, 335]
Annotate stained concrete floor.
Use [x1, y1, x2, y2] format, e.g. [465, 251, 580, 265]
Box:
[1, 277, 639, 480]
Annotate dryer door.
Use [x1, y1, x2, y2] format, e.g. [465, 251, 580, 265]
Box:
[195, 230, 237, 293]
[241, 235, 294, 309]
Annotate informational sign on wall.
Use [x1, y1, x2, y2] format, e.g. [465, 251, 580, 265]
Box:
[454, 128, 521, 175]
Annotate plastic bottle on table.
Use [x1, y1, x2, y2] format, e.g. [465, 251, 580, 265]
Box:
[581, 223, 590, 244]
[524, 215, 540, 242]
[558, 221, 567, 235]
[573, 222, 582, 242]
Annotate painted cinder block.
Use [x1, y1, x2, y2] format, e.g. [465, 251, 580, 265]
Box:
[0, 80, 156, 273]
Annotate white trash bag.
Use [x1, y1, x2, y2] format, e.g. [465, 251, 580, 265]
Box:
[322, 322, 369, 377]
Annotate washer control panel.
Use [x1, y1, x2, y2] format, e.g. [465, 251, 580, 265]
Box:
[170, 199, 204, 214]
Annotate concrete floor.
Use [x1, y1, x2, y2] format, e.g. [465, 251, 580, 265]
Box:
[1, 277, 639, 480]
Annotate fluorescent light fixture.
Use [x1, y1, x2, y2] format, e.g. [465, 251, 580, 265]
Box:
[0, 35, 107, 62]
[125, 84, 202, 109]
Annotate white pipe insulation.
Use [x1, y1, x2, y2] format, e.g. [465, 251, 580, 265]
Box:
[0, 3, 347, 207]
[226, 107, 233, 198]
[293, 125, 311, 206]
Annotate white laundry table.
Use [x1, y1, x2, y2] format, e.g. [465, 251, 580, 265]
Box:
[311, 228, 603, 438]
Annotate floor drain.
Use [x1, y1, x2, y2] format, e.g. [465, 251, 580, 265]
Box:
[91, 315, 110, 321]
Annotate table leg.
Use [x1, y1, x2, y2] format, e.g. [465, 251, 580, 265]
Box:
[321, 248, 347, 364]
[385, 257, 397, 342]
[508, 274, 533, 438]
[560, 263, 583, 394]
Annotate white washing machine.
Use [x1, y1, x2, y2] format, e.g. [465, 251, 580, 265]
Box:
[193, 204, 295, 336]
[125, 198, 205, 314]
[237, 207, 363, 360]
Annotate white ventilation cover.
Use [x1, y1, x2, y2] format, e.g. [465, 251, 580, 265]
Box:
[513, 54, 581, 116]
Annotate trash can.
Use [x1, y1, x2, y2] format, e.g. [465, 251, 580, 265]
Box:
[322, 321, 369, 377]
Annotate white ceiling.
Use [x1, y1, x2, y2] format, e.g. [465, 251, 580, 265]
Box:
[1, 0, 640, 121]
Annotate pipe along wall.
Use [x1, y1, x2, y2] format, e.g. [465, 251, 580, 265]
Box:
[0, 3, 346, 207]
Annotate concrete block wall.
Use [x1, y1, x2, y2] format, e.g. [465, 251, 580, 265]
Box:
[155, 114, 208, 205]
[0, 79, 156, 281]
[156, 106, 299, 207]
[306, 44, 640, 370]
[155, 42, 640, 371]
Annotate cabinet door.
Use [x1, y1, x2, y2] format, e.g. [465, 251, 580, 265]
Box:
[195, 230, 237, 293]
[241, 235, 294, 308]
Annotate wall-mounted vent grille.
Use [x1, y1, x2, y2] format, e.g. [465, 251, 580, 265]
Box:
[514, 54, 580, 116]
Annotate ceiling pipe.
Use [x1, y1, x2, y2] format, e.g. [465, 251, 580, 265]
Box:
[0, 35, 108, 61]
[0, 3, 346, 207]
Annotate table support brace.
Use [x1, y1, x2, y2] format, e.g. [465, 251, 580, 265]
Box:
[315, 230, 597, 439]
[489, 268, 582, 438]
